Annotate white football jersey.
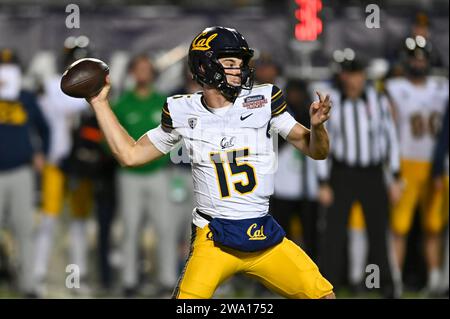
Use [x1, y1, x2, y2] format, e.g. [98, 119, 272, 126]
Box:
[38, 75, 88, 164]
[147, 84, 297, 228]
[386, 76, 448, 162]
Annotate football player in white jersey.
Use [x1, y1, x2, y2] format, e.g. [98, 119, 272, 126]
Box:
[86, 26, 334, 299]
[386, 36, 449, 296]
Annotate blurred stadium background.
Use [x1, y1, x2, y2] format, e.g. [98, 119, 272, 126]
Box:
[0, 0, 448, 299]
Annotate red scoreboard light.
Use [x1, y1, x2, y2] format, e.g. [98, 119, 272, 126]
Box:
[294, 0, 323, 41]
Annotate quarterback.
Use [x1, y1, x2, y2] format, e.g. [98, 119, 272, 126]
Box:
[87, 26, 334, 299]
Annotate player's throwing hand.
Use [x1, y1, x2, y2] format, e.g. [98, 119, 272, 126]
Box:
[310, 91, 332, 127]
[88, 75, 111, 106]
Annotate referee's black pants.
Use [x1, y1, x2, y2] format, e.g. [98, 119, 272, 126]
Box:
[319, 161, 395, 297]
[270, 197, 319, 262]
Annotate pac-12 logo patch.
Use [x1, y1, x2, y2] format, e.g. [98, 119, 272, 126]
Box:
[242, 95, 267, 109]
[188, 117, 197, 129]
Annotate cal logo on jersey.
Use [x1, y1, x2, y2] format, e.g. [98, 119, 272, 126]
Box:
[243, 95, 267, 109]
[191, 33, 218, 51]
[220, 136, 236, 149]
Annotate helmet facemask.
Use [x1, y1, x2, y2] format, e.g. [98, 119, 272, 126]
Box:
[405, 51, 430, 78]
[190, 49, 254, 102]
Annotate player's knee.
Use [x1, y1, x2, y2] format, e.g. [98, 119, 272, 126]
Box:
[424, 219, 444, 235]
[174, 278, 215, 299]
[391, 221, 410, 236]
[70, 211, 90, 219]
[42, 197, 63, 215]
[320, 292, 336, 299]
[290, 274, 334, 299]
[175, 289, 213, 299]
[42, 207, 60, 217]
[424, 225, 443, 236]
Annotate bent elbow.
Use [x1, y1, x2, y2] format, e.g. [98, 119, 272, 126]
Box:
[115, 151, 136, 168]
[121, 157, 137, 168]
[311, 148, 329, 160]
[119, 160, 133, 168]
[313, 153, 328, 160]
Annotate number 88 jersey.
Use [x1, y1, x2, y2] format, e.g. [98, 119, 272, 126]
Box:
[386, 76, 449, 162]
[147, 84, 297, 228]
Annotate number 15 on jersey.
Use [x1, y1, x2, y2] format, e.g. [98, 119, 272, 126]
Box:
[209, 148, 258, 198]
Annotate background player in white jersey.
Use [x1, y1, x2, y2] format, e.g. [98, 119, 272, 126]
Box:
[386, 36, 449, 296]
[34, 42, 91, 296]
[85, 26, 334, 299]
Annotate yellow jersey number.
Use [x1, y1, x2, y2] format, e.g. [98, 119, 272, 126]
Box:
[409, 111, 442, 138]
[209, 148, 257, 198]
[0, 101, 28, 125]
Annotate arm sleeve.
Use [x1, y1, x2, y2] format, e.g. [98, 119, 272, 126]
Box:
[146, 125, 181, 154]
[270, 85, 288, 117]
[270, 111, 298, 140]
[147, 100, 181, 154]
[270, 86, 297, 139]
[161, 102, 174, 132]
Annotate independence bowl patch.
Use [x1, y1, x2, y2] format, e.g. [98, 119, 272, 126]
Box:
[242, 95, 267, 109]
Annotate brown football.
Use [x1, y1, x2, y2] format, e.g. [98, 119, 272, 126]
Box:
[60, 58, 109, 98]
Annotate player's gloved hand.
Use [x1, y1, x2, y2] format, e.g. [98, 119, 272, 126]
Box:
[310, 91, 332, 127]
[87, 75, 111, 107]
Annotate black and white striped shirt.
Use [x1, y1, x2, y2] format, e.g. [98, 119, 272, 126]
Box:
[317, 86, 400, 182]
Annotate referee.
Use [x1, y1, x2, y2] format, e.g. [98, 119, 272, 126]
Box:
[317, 56, 402, 298]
